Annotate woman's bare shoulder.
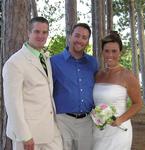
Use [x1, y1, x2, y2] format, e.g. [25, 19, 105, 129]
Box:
[96, 69, 104, 76]
[95, 69, 104, 80]
[121, 67, 137, 79]
[121, 67, 140, 88]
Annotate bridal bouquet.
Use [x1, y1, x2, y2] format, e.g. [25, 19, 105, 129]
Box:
[91, 103, 116, 130]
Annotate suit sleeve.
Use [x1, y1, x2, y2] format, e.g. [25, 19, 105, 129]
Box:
[2, 61, 32, 141]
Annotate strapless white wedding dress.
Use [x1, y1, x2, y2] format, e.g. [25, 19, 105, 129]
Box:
[93, 83, 132, 150]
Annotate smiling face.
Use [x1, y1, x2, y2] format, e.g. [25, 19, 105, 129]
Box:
[102, 42, 121, 68]
[69, 26, 90, 57]
[28, 22, 49, 51]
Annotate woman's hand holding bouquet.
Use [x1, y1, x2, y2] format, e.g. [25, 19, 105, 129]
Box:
[91, 103, 127, 131]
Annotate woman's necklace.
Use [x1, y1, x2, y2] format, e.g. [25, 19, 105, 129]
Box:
[104, 64, 121, 73]
[107, 65, 121, 70]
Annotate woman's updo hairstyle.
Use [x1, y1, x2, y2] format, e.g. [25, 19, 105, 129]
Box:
[102, 31, 123, 51]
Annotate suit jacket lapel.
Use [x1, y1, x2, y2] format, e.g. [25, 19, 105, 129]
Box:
[21, 45, 56, 112]
[21, 46, 49, 80]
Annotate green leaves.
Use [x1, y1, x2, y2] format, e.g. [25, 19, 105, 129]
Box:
[120, 49, 132, 69]
[47, 35, 66, 56]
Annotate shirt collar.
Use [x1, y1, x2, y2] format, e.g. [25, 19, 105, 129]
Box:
[24, 42, 40, 58]
[63, 47, 89, 62]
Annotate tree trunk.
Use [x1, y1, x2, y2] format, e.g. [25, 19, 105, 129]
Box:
[91, 0, 104, 67]
[129, 0, 139, 77]
[65, 0, 77, 46]
[101, 0, 106, 37]
[0, 0, 3, 148]
[136, 0, 145, 102]
[106, 0, 113, 33]
[30, 0, 38, 17]
[0, 0, 32, 149]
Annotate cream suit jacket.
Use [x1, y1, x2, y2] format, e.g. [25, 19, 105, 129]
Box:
[3, 44, 60, 144]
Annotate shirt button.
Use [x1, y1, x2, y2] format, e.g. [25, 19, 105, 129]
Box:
[79, 78, 82, 82]
[80, 89, 83, 92]
[50, 111, 53, 114]
[78, 69, 80, 72]
[81, 99, 84, 102]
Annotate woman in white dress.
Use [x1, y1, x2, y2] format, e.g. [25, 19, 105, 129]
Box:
[93, 31, 143, 150]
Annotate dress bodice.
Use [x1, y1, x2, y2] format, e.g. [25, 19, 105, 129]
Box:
[93, 83, 128, 116]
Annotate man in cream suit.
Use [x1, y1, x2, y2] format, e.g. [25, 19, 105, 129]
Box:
[3, 17, 62, 150]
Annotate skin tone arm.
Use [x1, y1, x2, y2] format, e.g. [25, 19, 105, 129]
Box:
[112, 71, 143, 126]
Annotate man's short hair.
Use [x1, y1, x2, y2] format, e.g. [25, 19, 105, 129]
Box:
[71, 23, 91, 38]
[29, 16, 49, 32]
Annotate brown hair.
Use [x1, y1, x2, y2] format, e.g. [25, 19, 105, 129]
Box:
[71, 23, 91, 38]
[102, 31, 123, 51]
[29, 16, 49, 32]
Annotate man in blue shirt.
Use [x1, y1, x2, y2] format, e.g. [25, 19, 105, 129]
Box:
[50, 23, 99, 150]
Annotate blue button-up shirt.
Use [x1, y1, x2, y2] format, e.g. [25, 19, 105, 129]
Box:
[50, 48, 99, 114]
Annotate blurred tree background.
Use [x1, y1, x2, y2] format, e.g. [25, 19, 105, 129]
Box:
[36, 0, 144, 69]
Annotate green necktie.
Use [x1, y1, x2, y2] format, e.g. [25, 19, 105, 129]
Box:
[39, 53, 48, 76]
